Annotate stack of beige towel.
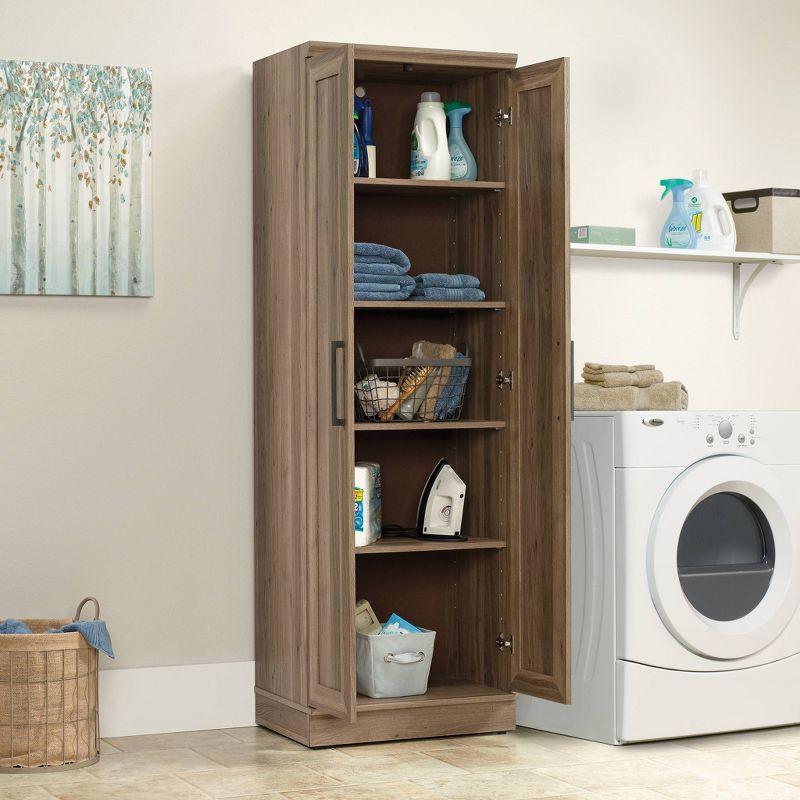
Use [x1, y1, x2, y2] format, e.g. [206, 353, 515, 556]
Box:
[576, 362, 688, 411]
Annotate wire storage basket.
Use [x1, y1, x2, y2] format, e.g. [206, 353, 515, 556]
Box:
[0, 598, 100, 772]
[355, 346, 471, 423]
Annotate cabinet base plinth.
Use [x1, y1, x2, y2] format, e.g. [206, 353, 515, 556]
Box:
[255, 683, 516, 747]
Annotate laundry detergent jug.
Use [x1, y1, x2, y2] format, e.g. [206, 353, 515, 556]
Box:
[410, 92, 450, 180]
[686, 169, 736, 251]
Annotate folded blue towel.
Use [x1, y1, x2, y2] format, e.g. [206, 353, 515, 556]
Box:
[0, 619, 32, 634]
[435, 352, 470, 420]
[356, 282, 402, 293]
[414, 273, 481, 289]
[355, 273, 415, 286]
[355, 243, 411, 272]
[353, 260, 409, 277]
[354, 286, 414, 301]
[411, 287, 486, 301]
[57, 620, 115, 658]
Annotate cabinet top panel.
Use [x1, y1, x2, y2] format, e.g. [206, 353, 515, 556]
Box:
[306, 41, 517, 83]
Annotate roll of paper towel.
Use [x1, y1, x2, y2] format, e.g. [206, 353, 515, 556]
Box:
[354, 462, 382, 547]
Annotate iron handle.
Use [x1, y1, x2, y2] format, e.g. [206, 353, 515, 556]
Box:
[331, 340, 346, 427]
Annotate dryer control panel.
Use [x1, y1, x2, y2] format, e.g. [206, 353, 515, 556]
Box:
[698, 413, 759, 450]
[592, 410, 799, 468]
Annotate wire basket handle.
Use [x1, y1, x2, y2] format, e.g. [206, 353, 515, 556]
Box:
[74, 596, 100, 622]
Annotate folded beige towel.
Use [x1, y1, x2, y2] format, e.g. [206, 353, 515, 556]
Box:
[574, 381, 688, 411]
[584, 362, 656, 375]
[582, 368, 664, 388]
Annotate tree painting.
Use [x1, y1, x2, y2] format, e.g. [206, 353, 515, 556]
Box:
[0, 61, 152, 296]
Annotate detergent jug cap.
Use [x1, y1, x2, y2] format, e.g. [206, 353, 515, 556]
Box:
[420, 91, 441, 103]
[692, 169, 710, 185]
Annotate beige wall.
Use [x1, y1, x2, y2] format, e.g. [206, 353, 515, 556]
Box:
[1, 1, 798, 670]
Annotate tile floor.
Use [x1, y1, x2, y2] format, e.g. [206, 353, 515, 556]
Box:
[6, 725, 800, 799]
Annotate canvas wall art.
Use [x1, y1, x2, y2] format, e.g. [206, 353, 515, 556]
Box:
[0, 61, 152, 296]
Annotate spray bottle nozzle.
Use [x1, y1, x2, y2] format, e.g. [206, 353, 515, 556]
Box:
[660, 178, 693, 201]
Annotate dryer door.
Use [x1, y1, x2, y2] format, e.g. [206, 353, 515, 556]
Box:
[648, 455, 800, 660]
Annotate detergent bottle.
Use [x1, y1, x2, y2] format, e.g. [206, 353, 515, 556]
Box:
[660, 178, 697, 248]
[353, 109, 367, 177]
[685, 169, 736, 251]
[444, 101, 477, 181]
[410, 92, 450, 180]
[355, 87, 376, 178]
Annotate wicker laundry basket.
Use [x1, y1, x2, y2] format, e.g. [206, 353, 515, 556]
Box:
[0, 598, 100, 772]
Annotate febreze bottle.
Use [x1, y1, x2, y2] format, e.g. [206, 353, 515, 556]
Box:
[660, 178, 697, 248]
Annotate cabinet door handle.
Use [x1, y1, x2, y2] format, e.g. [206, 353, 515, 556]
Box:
[331, 340, 346, 427]
[570, 340, 575, 422]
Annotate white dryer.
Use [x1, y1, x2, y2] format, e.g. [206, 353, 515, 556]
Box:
[516, 411, 800, 744]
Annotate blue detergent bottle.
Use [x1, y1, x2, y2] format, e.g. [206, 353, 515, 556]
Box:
[660, 178, 697, 248]
[353, 109, 367, 177]
[444, 101, 477, 181]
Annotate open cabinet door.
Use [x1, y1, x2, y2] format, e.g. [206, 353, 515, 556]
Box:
[504, 58, 571, 703]
[305, 45, 356, 721]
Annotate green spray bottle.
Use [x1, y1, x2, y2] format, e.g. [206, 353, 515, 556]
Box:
[660, 178, 697, 248]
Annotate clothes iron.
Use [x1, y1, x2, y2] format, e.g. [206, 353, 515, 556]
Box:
[416, 458, 467, 540]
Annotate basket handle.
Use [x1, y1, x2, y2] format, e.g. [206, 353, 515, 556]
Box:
[74, 597, 100, 622]
[383, 651, 425, 664]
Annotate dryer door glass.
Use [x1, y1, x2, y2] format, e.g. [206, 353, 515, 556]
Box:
[677, 491, 774, 621]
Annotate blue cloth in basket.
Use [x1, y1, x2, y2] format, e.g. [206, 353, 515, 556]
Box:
[0, 619, 32, 634]
[435, 352, 471, 421]
[54, 620, 115, 658]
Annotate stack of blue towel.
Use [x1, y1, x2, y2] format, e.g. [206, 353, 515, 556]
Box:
[354, 243, 415, 300]
[412, 273, 486, 302]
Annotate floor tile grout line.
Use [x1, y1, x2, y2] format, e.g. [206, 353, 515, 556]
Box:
[171, 771, 217, 799]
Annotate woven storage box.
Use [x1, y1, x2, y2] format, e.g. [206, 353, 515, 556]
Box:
[0, 599, 100, 772]
[356, 628, 435, 698]
[724, 188, 800, 254]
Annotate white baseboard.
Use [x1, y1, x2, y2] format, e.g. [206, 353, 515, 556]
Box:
[99, 660, 256, 738]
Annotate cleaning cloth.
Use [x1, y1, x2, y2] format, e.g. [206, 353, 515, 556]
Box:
[574, 381, 688, 411]
[414, 273, 481, 289]
[582, 368, 663, 389]
[0, 619, 32, 634]
[411, 287, 486, 301]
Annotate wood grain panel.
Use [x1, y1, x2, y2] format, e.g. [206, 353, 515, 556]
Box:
[253, 45, 310, 707]
[503, 58, 571, 704]
[305, 45, 357, 721]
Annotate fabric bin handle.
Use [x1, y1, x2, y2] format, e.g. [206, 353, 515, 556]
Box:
[384, 651, 425, 664]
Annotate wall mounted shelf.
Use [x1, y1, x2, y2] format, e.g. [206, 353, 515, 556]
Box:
[571, 244, 800, 340]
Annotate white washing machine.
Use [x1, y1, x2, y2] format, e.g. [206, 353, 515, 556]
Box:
[516, 411, 800, 744]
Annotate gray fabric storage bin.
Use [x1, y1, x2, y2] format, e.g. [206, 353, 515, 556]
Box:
[724, 188, 800, 254]
[356, 628, 435, 698]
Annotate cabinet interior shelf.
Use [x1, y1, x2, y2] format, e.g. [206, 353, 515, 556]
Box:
[571, 243, 800, 340]
[355, 300, 506, 310]
[354, 680, 513, 711]
[354, 420, 506, 431]
[356, 536, 506, 554]
[354, 177, 505, 197]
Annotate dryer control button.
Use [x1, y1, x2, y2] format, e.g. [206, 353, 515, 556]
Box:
[706, 434, 715, 444]
[718, 420, 733, 440]
[738, 434, 746, 444]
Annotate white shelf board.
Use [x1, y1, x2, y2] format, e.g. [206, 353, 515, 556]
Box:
[570, 243, 800, 340]
[571, 243, 800, 265]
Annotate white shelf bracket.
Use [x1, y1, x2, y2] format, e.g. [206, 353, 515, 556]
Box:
[732, 260, 768, 341]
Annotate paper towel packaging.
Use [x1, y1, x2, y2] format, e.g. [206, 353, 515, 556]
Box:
[354, 462, 382, 547]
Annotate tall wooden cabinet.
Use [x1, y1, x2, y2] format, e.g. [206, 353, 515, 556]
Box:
[253, 41, 571, 747]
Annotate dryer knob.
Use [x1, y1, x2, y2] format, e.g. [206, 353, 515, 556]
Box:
[718, 420, 733, 440]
